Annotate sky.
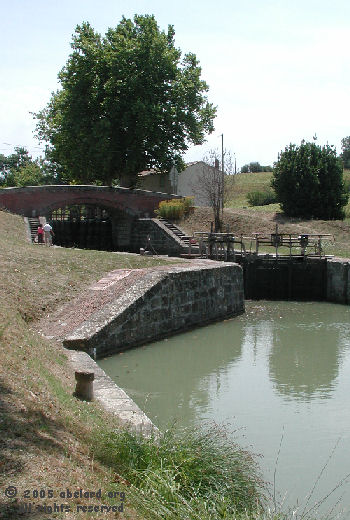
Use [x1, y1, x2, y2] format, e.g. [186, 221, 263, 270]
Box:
[1, 0, 350, 170]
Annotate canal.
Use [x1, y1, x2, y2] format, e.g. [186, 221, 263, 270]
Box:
[99, 301, 350, 516]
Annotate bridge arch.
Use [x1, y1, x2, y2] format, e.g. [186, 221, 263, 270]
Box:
[0, 185, 177, 218]
[0, 185, 180, 252]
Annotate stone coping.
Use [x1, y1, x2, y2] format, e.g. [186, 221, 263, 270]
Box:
[62, 260, 240, 349]
[42, 259, 242, 438]
[67, 349, 159, 437]
[39, 259, 237, 344]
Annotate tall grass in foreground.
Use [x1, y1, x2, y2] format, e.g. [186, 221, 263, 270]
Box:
[93, 421, 350, 520]
[94, 423, 266, 519]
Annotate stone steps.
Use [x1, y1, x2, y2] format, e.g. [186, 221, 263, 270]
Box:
[27, 217, 40, 242]
[157, 217, 192, 244]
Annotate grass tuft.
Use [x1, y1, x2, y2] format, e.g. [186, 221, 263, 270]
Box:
[94, 423, 265, 518]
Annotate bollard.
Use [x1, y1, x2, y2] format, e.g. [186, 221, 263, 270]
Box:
[140, 248, 145, 255]
[74, 370, 94, 401]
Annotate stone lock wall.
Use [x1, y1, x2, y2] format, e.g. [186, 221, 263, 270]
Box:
[236, 255, 350, 305]
[63, 262, 244, 358]
[326, 258, 350, 304]
[131, 218, 188, 255]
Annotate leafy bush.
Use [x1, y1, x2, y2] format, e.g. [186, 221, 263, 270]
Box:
[272, 141, 348, 219]
[247, 189, 277, 206]
[155, 197, 194, 220]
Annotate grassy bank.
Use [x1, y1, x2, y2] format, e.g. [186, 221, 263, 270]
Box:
[0, 210, 268, 519]
[179, 170, 350, 258]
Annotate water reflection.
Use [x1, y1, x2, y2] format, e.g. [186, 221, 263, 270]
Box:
[99, 302, 350, 419]
[99, 319, 244, 426]
[99, 301, 350, 515]
[266, 302, 349, 400]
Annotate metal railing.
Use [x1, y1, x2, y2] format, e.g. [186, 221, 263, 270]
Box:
[190, 227, 334, 260]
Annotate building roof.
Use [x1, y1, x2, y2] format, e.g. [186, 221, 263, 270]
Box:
[138, 161, 216, 177]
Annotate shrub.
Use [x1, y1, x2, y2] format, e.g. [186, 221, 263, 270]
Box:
[272, 141, 348, 219]
[247, 189, 277, 206]
[155, 197, 194, 220]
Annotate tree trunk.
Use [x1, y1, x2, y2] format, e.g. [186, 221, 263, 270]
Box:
[214, 206, 221, 232]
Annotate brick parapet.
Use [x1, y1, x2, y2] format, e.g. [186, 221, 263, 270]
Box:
[0, 185, 180, 218]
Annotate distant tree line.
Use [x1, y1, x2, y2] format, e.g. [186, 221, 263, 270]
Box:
[0, 147, 63, 187]
[240, 162, 273, 173]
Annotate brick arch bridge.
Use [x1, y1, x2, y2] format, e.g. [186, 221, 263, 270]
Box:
[0, 185, 178, 218]
[0, 185, 182, 253]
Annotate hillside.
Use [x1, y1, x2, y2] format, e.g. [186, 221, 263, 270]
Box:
[179, 170, 350, 258]
[0, 210, 178, 519]
[0, 210, 265, 520]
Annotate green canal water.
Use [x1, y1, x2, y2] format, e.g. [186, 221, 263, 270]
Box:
[99, 301, 350, 516]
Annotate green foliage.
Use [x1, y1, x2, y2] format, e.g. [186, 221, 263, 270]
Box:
[247, 162, 261, 173]
[0, 148, 71, 188]
[34, 15, 216, 187]
[38, 157, 67, 185]
[94, 424, 265, 518]
[272, 141, 348, 219]
[0, 147, 49, 187]
[247, 188, 277, 206]
[13, 163, 43, 187]
[0, 147, 31, 186]
[341, 136, 350, 169]
[241, 162, 258, 173]
[241, 162, 272, 173]
[155, 197, 194, 220]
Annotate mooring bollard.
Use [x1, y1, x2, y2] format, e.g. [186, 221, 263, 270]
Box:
[74, 370, 94, 401]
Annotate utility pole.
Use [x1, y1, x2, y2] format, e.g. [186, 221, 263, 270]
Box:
[221, 133, 224, 219]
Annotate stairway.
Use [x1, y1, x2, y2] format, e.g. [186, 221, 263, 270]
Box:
[157, 217, 192, 245]
[27, 217, 41, 243]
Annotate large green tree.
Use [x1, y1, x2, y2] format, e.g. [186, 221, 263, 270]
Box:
[272, 141, 348, 219]
[34, 15, 216, 187]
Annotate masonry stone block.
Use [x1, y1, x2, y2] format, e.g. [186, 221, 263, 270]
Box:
[63, 261, 244, 357]
[327, 258, 350, 303]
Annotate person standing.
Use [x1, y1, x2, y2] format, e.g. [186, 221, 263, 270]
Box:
[43, 222, 54, 246]
[37, 224, 44, 244]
